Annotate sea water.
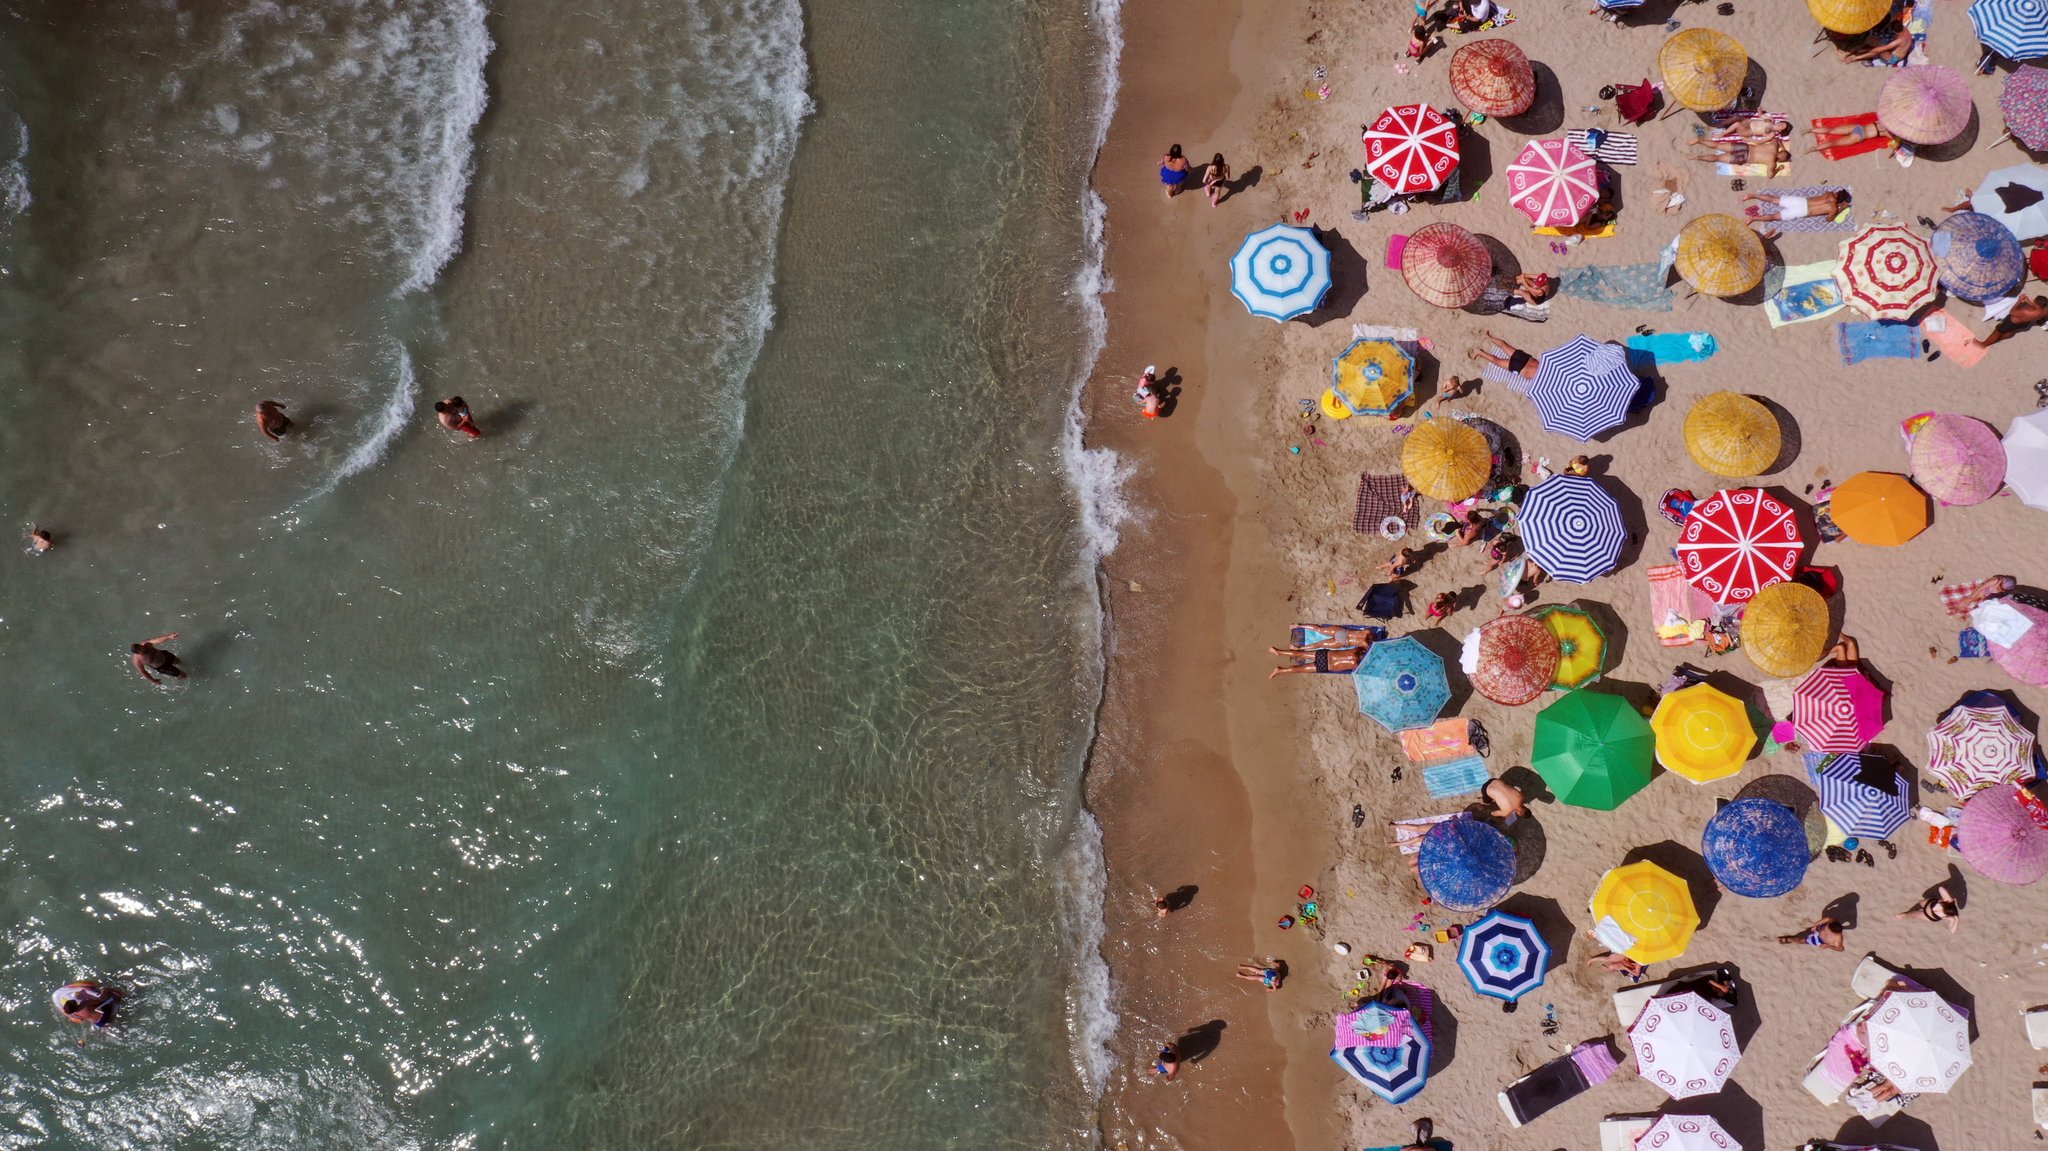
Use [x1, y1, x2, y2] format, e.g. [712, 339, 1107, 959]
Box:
[0, 0, 1120, 1146]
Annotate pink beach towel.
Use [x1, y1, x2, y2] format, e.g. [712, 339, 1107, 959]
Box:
[1920, 309, 1991, 369]
[1570, 1039, 1621, 1085]
[1387, 234, 1409, 270]
[1647, 563, 1697, 647]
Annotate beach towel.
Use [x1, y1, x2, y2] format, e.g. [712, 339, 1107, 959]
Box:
[1559, 262, 1675, 312]
[1625, 331, 1718, 367]
[1940, 575, 2017, 617]
[1351, 323, 1421, 343]
[1717, 160, 1790, 180]
[1566, 129, 1638, 165]
[1919, 308, 1991, 368]
[1400, 717, 1473, 763]
[1837, 319, 1918, 365]
[1570, 1039, 1622, 1086]
[1766, 260, 1848, 327]
[1533, 220, 1619, 238]
[1754, 186, 1856, 232]
[1647, 563, 1697, 647]
[1386, 234, 1408, 270]
[1390, 812, 1465, 855]
[1708, 109, 1788, 130]
[1423, 756, 1490, 800]
[1478, 362, 1532, 395]
[1960, 627, 1989, 657]
[1353, 474, 1417, 536]
[1290, 623, 1386, 648]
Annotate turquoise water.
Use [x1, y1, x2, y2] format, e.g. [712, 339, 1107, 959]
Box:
[0, 1, 1118, 1146]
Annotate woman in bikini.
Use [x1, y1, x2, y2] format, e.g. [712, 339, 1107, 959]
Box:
[1511, 272, 1554, 306]
[1843, 21, 1913, 65]
[1201, 153, 1231, 207]
[1270, 647, 1365, 678]
[1893, 885, 1961, 933]
[1467, 331, 1539, 380]
[1689, 136, 1790, 168]
[1424, 590, 1459, 623]
[1159, 145, 1191, 199]
[1806, 120, 1891, 153]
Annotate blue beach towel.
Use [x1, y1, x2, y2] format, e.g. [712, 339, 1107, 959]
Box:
[1625, 331, 1718, 369]
[1559, 263, 1676, 312]
[1423, 756, 1491, 800]
[1959, 627, 1988, 658]
[1837, 320, 1918, 365]
[1766, 261, 1847, 327]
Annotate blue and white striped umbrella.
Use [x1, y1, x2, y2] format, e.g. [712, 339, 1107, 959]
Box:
[1456, 910, 1551, 1002]
[1229, 223, 1332, 321]
[1518, 475, 1627, 584]
[1354, 636, 1452, 733]
[1332, 1025, 1433, 1103]
[1528, 335, 1641, 441]
[1810, 751, 1915, 838]
[1597, 0, 1646, 9]
[1973, 0, 2048, 61]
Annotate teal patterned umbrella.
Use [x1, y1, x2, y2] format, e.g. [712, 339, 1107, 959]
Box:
[1354, 636, 1452, 732]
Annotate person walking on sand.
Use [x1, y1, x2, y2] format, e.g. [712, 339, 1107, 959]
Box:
[27, 526, 52, 554]
[1894, 885, 1961, 933]
[1201, 153, 1232, 207]
[1159, 145, 1191, 199]
[434, 397, 482, 439]
[1777, 916, 1847, 951]
[130, 633, 185, 685]
[254, 400, 293, 441]
[1424, 590, 1458, 622]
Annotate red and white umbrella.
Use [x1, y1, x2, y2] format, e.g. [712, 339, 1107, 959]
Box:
[1675, 488, 1806, 606]
[1793, 665, 1887, 752]
[1835, 224, 1938, 320]
[1363, 104, 1461, 195]
[1505, 139, 1598, 228]
[1629, 991, 1742, 1099]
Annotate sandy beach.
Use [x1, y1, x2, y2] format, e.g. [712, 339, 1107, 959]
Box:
[1088, 2, 2048, 1149]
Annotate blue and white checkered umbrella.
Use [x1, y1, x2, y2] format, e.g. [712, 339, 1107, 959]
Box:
[1354, 636, 1452, 733]
[1456, 910, 1551, 1002]
[1229, 223, 1332, 321]
[1809, 751, 1915, 838]
[1701, 796, 1810, 898]
[1973, 0, 2048, 61]
[1332, 1024, 1432, 1103]
[1518, 475, 1627, 584]
[1528, 335, 1640, 442]
[1418, 819, 1516, 912]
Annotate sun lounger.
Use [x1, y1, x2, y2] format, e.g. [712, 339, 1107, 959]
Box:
[1850, 952, 1903, 1000]
[1599, 1115, 1656, 1151]
[2035, 1086, 2048, 1130]
[1804, 1052, 1850, 1106]
[1612, 975, 1683, 1028]
[1498, 1039, 1616, 1128]
[2026, 1005, 2048, 1049]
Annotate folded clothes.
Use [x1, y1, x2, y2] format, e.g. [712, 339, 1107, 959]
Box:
[1837, 319, 1918, 365]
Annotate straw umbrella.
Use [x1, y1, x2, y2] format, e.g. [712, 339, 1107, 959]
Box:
[1659, 29, 1748, 112]
[1810, 0, 1892, 34]
[1676, 215, 1766, 297]
[1530, 604, 1606, 689]
[2004, 409, 2048, 508]
[1401, 417, 1491, 501]
[1877, 66, 1975, 145]
[1327, 339, 1414, 419]
[1865, 989, 1974, 1093]
[1449, 39, 1536, 117]
[1835, 224, 1938, 320]
[1402, 222, 1491, 308]
[1630, 991, 1743, 1099]
[1684, 392, 1779, 477]
[1958, 784, 2048, 884]
[1353, 636, 1451, 733]
[1505, 139, 1598, 229]
[1986, 598, 2048, 686]
[1591, 861, 1698, 964]
[1794, 665, 1887, 752]
[1229, 223, 1332, 321]
[1467, 614, 1561, 706]
[1932, 211, 2026, 302]
[1702, 797, 1810, 897]
[1676, 488, 1806, 605]
[1741, 581, 1829, 679]
[1532, 690, 1655, 810]
[1363, 104, 1461, 194]
[1637, 1114, 1742, 1151]
[1973, 0, 2048, 63]
[1998, 69, 2048, 152]
[1910, 413, 2006, 506]
[1518, 475, 1626, 584]
[1828, 471, 1929, 546]
[1651, 683, 1757, 784]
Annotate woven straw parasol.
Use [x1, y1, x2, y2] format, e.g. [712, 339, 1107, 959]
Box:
[1449, 39, 1536, 117]
[1676, 215, 1766, 297]
[1659, 29, 1748, 112]
[1684, 392, 1779, 477]
[1402, 222, 1492, 308]
[1401, 418, 1492, 501]
[1877, 65, 1975, 146]
[1910, 413, 2006, 506]
[1741, 581, 1830, 679]
[1469, 614, 1562, 706]
[1809, 0, 1893, 33]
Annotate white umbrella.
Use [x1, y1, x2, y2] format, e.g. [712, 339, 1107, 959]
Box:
[2006, 408, 2048, 509]
[1866, 988, 1973, 1093]
[1628, 991, 1742, 1099]
[1636, 1113, 1741, 1151]
[1974, 163, 2048, 240]
[1228, 224, 1331, 322]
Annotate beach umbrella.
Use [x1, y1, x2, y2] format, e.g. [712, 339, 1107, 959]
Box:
[1418, 819, 1516, 911]
[1505, 139, 1598, 229]
[1987, 598, 2048, 686]
[1637, 1114, 1742, 1151]
[1532, 689, 1654, 810]
[1812, 752, 1914, 838]
[1675, 488, 1805, 606]
[1651, 683, 1757, 784]
[1328, 339, 1415, 418]
[1449, 39, 1536, 117]
[1331, 1017, 1431, 1103]
[1228, 223, 1332, 321]
[1467, 614, 1561, 706]
[1518, 475, 1626, 584]
[1973, 0, 2048, 61]
[2004, 409, 2048, 509]
[1363, 103, 1461, 195]
[1528, 334, 1640, 441]
[1629, 991, 1743, 1099]
[1401, 417, 1492, 501]
[1659, 29, 1748, 112]
[1675, 214, 1767, 297]
[1910, 413, 2006, 506]
[1835, 224, 1938, 320]
[1684, 392, 1780, 478]
[2001, 70, 2048, 152]
[1877, 66, 1974, 146]
[1828, 471, 1929, 546]
[1972, 161, 2048, 239]
[1810, 0, 1892, 34]
[1531, 604, 1606, 689]
[1865, 989, 1974, 1093]
[1741, 581, 1829, 679]
[1701, 796, 1809, 897]
[1794, 665, 1887, 752]
[1456, 909, 1550, 1002]
[1402, 222, 1491, 308]
[1926, 703, 2036, 797]
[1592, 861, 1698, 964]
[1932, 211, 2025, 303]
[1958, 783, 2048, 883]
[1353, 636, 1451, 733]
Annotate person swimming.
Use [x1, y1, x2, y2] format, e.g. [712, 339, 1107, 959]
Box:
[53, 982, 120, 1028]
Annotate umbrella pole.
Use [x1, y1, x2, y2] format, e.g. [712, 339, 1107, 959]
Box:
[1991, 129, 2015, 150]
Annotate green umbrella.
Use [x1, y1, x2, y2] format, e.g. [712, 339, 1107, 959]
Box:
[1532, 690, 1655, 810]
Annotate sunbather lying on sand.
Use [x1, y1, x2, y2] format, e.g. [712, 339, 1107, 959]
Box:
[1842, 21, 1912, 65]
[1270, 648, 1365, 678]
[1467, 331, 1539, 380]
[1723, 116, 1793, 144]
[1742, 189, 1850, 223]
[1689, 137, 1789, 167]
[1805, 121, 1889, 153]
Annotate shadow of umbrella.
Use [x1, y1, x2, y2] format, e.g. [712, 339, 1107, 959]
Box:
[1734, 772, 1824, 855]
[1496, 892, 1572, 974]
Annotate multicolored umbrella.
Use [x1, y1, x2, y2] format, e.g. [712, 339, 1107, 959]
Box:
[1973, 0, 2048, 62]
[1910, 413, 2006, 506]
[1676, 214, 1767, 297]
[1401, 417, 1492, 501]
[1684, 392, 1780, 478]
[2004, 408, 2048, 509]
[1402, 222, 1492, 308]
[1528, 335, 1639, 441]
[1651, 683, 1757, 784]
[1518, 475, 1626, 584]
[1419, 819, 1516, 911]
[1456, 909, 1550, 1001]
[1828, 471, 1929, 546]
[1794, 665, 1887, 752]
[1331, 1014, 1431, 1102]
[1958, 784, 2048, 884]
[1675, 488, 1805, 605]
[1363, 104, 1461, 195]
[1637, 1114, 1742, 1151]
[1354, 636, 1452, 733]
[1877, 65, 1975, 146]
[1987, 598, 2048, 686]
[1229, 223, 1331, 321]
[1532, 690, 1655, 811]
[1812, 752, 1914, 838]
[1865, 989, 1973, 1093]
[1701, 797, 1809, 897]
[1531, 604, 1606, 689]
[1932, 211, 2025, 303]
[1467, 614, 1561, 706]
[1630, 991, 1743, 1099]
[2000, 70, 2048, 153]
[1505, 139, 1598, 229]
[1741, 581, 1830, 679]
[1810, 0, 1892, 34]
[1449, 39, 1536, 117]
[1592, 861, 1698, 965]
[1926, 702, 2037, 797]
[1327, 339, 1415, 419]
[1659, 28, 1748, 112]
[1973, 162, 2048, 240]
[1835, 224, 1937, 320]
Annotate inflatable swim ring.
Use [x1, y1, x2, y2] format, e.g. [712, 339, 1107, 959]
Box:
[1320, 389, 1353, 421]
[1423, 512, 1457, 542]
[1379, 516, 1407, 541]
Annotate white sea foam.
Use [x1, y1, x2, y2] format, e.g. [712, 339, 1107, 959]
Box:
[1058, 809, 1116, 1092]
[392, 0, 490, 296]
[0, 114, 28, 222]
[306, 343, 419, 500]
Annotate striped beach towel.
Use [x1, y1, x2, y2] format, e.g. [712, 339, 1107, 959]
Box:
[1423, 756, 1491, 800]
[1354, 474, 1418, 535]
[1566, 129, 1638, 165]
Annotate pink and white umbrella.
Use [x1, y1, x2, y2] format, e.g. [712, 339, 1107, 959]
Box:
[1866, 988, 1973, 1093]
[1926, 703, 2036, 798]
[1675, 488, 1806, 605]
[1628, 991, 1742, 1099]
[1984, 599, 2048, 686]
[1911, 413, 2007, 506]
[1793, 665, 1887, 752]
[1363, 104, 1461, 195]
[1505, 139, 1598, 228]
[1958, 783, 2048, 885]
[1637, 1114, 1741, 1151]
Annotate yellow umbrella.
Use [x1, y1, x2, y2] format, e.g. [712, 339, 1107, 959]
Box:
[1591, 861, 1699, 965]
[1676, 215, 1767, 297]
[1830, 471, 1929, 546]
[1742, 581, 1830, 679]
[1659, 28, 1748, 112]
[1324, 339, 1415, 420]
[1650, 683, 1757, 783]
[1531, 604, 1606, 689]
[1685, 392, 1780, 477]
[1808, 0, 1891, 34]
[1401, 418, 1491, 501]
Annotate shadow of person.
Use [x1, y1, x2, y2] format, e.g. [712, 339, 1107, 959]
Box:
[1227, 165, 1263, 199]
[1176, 1019, 1227, 1063]
[1500, 764, 1552, 807]
[1162, 885, 1198, 913]
[1822, 892, 1860, 931]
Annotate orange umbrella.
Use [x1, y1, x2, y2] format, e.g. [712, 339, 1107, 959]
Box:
[1829, 471, 1929, 546]
[1450, 39, 1536, 117]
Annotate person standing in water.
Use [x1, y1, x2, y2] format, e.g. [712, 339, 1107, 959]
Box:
[130, 633, 185, 685]
[55, 982, 120, 1028]
[434, 396, 482, 438]
[27, 526, 52, 554]
[254, 400, 293, 441]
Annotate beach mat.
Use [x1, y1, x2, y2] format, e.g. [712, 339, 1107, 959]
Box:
[1754, 186, 1856, 232]
[1565, 129, 1638, 165]
[1400, 717, 1474, 763]
[1716, 160, 1789, 180]
[1559, 262, 1675, 312]
[1766, 260, 1847, 327]
[1423, 756, 1490, 800]
[1837, 319, 1918, 365]
[1625, 331, 1717, 368]
[1920, 308, 1991, 368]
[1648, 563, 1699, 647]
[1353, 473, 1417, 535]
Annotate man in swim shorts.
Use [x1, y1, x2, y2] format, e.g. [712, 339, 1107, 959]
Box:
[130, 633, 185, 685]
[1741, 189, 1850, 224]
